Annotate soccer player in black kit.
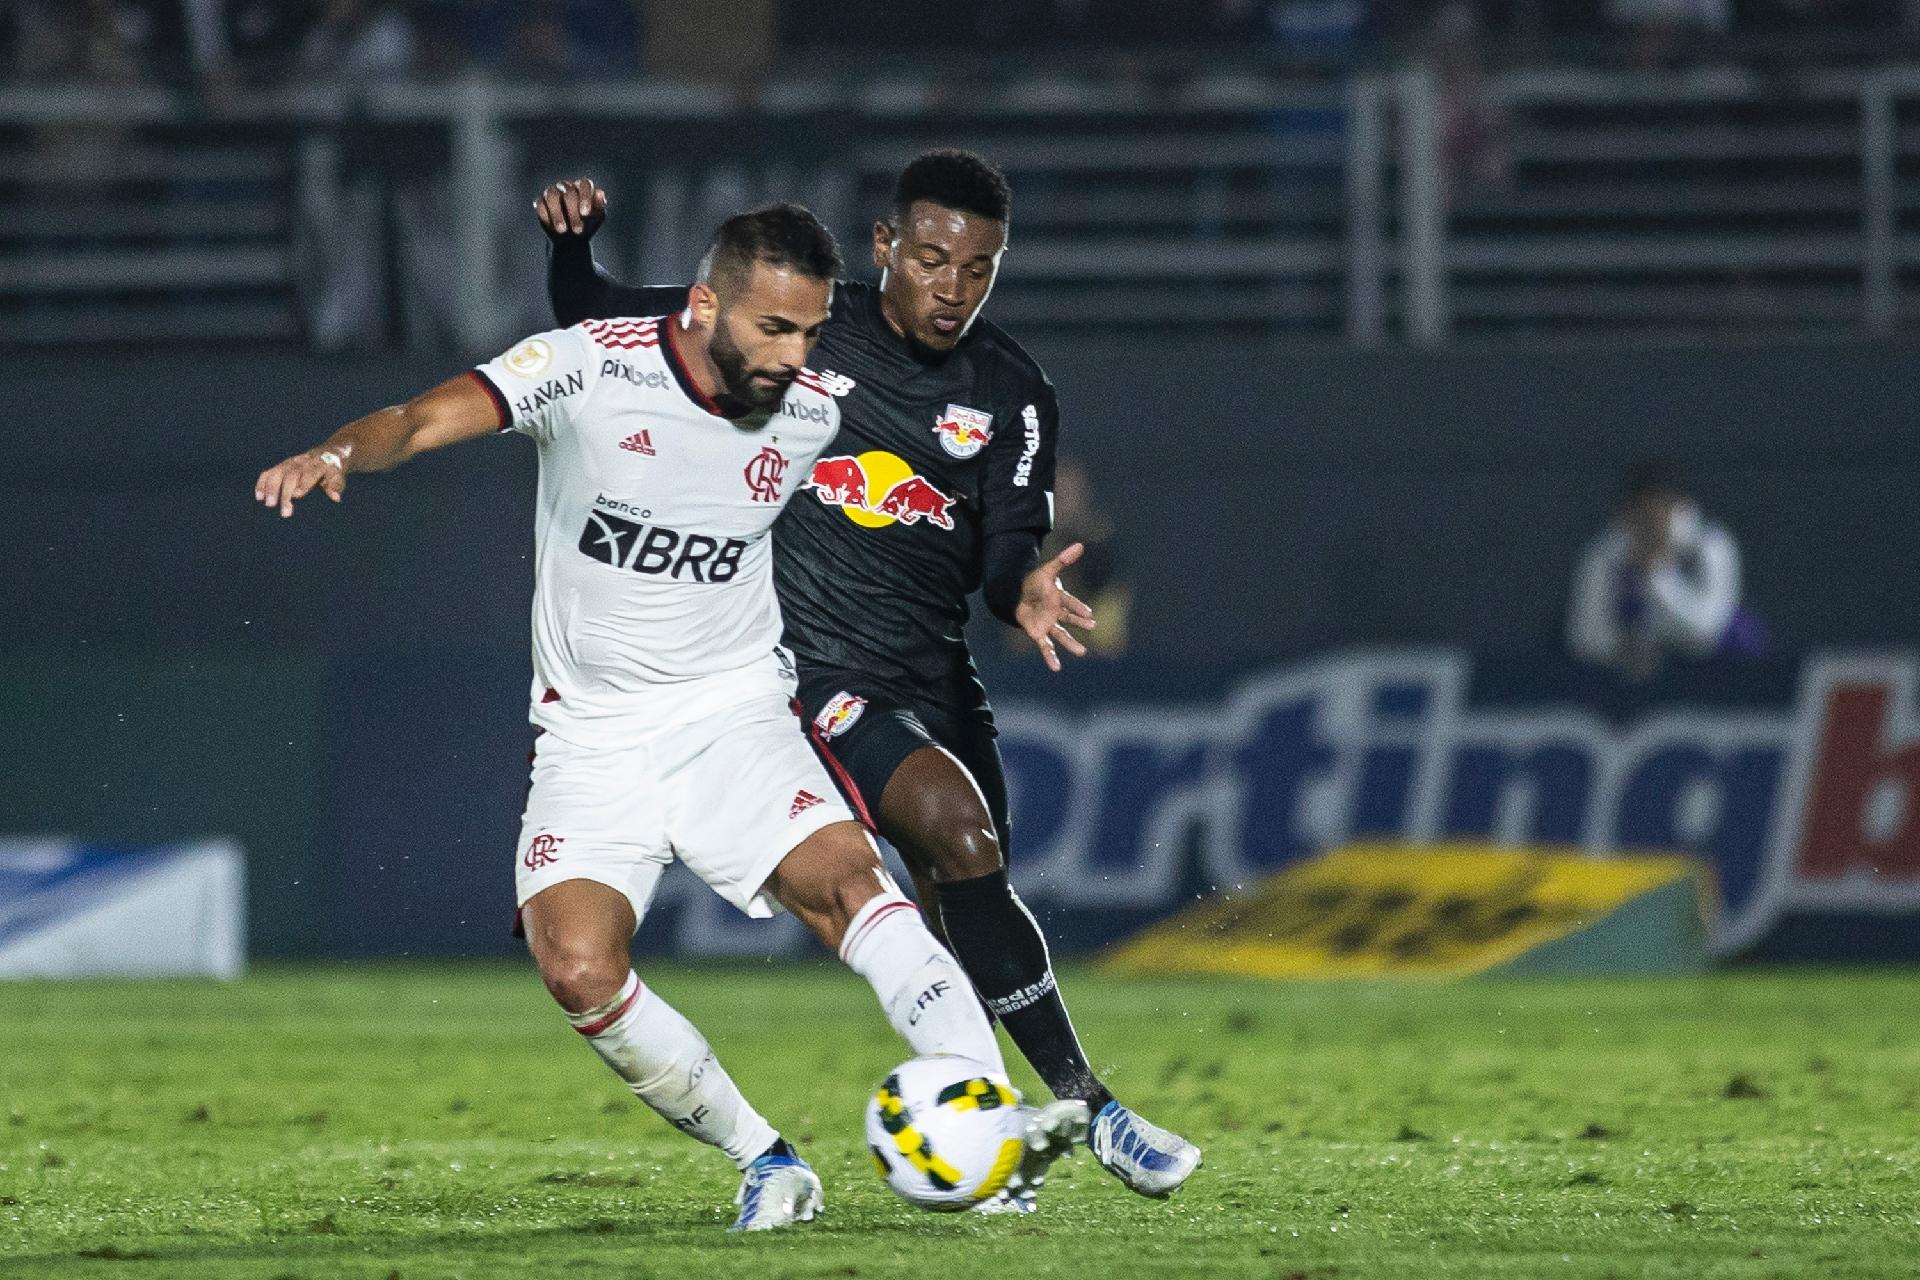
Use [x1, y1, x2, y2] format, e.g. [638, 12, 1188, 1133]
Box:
[536, 151, 1200, 1198]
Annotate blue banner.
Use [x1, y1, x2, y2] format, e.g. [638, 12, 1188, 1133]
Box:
[992, 650, 1920, 961]
[316, 646, 1920, 961]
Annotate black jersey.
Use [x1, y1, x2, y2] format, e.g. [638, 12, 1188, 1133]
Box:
[560, 278, 1059, 713]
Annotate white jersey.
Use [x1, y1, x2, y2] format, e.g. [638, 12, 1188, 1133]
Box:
[474, 315, 849, 745]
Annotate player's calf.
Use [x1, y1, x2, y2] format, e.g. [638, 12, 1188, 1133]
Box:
[765, 822, 1006, 1075]
[879, 749, 1112, 1109]
[523, 880, 793, 1180]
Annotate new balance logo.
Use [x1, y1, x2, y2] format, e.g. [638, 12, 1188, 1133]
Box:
[790, 790, 824, 818]
[794, 367, 856, 397]
[618, 430, 655, 456]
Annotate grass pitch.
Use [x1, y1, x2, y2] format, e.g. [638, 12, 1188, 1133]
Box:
[2, 963, 1917, 1279]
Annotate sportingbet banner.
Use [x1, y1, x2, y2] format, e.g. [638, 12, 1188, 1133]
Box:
[317, 645, 1918, 961]
[992, 650, 1920, 961]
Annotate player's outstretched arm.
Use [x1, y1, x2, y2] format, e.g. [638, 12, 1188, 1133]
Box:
[1014, 542, 1098, 673]
[538, 177, 620, 327]
[538, 176, 690, 326]
[253, 373, 502, 518]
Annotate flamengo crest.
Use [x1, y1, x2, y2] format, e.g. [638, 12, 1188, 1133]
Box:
[744, 446, 788, 502]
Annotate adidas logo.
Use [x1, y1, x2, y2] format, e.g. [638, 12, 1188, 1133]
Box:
[789, 790, 824, 818]
[619, 430, 656, 456]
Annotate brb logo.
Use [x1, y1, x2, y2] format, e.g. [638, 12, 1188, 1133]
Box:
[805, 452, 955, 530]
[993, 651, 1920, 956]
[578, 504, 747, 582]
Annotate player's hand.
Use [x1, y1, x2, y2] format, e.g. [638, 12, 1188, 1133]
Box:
[535, 177, 608, 239]
[254, 449, 347, 519]
[1015, 542, 1097, 673]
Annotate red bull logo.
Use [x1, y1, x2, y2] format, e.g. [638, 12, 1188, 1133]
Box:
[814, 691, 867, 738]
[804, 451, 956, 531]
[932, 404, 993, 459]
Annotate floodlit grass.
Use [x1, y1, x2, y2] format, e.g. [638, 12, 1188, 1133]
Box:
[2, 963, 1917, 1278]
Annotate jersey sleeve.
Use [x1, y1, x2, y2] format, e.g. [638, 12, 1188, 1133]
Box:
[981, 377, 1059, 536]
[472, 326, 599, 445]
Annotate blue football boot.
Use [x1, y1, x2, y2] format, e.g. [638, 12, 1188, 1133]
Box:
[1088, 1100, 1201, 1198]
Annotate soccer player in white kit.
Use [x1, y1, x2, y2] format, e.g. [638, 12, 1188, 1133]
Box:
[255, 206, 1084, 1230]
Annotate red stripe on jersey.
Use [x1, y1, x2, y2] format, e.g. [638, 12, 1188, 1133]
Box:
[797, 698, 876, 830]
[581, 318, 660, 350]
[661, 319, 727, 417]
[467, 369, 511, 429]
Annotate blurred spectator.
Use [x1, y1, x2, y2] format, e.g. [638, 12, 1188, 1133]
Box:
[436, 0, 641, 76]
[297, 0, 416, 80]
[1604, 0, 1729, 68]
[974, 0, 1096, 47]
[1429, 1, 1510, 197]
[642, 0, 767, 97]
[1264, 0, 1376, 62]
[1567, 461, 1764, 680]
[1039, 457, 1132, 657]
[12, 0, 180, 187]
[13, 0, 187, 85]
[183, 0, 318, 87]
[1739, 0, 1878, 30]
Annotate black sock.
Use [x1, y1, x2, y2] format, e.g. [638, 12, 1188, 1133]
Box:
[759, 1136, 798, 1161]
[936, 869, 1113, 1112]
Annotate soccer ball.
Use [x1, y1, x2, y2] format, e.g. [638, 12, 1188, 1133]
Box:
[864, 1055, 1026, 1211]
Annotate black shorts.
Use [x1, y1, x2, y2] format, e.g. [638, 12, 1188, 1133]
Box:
[794, 665, 1012, 858]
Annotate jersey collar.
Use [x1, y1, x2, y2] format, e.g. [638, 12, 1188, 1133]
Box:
[659, 315, 737, 419]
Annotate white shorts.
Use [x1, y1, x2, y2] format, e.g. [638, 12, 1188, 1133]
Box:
[513, 691, 856, 926]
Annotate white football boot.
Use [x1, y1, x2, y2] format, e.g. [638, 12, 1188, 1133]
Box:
[972, 1098, 1091, 1215]
[728, 1150, 823, 1231]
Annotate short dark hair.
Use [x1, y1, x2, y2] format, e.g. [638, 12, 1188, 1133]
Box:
[1621, 459, 1682, 503]
[892, 149, 1011, 224]
[701, 203, 841, 295]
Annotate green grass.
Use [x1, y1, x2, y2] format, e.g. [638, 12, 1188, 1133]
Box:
[2, 964, 1918, 1279]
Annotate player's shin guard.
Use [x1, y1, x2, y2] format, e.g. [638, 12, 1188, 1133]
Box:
[937, 870, 1111, 1109]
[566, 971, 779, 1170]
[839, 894, 1006, 1076]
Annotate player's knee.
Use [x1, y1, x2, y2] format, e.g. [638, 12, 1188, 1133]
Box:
[536, 943, 628, 1014]
[889, 788, 1003, 882]
[914, 806, 1002, 881]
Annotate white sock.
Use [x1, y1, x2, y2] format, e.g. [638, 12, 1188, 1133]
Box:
[566, 971, 779, 1171]
[840, 895, 1007, 1077]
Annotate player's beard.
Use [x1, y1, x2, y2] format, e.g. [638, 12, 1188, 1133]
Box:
[710, 319, 792, 410]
